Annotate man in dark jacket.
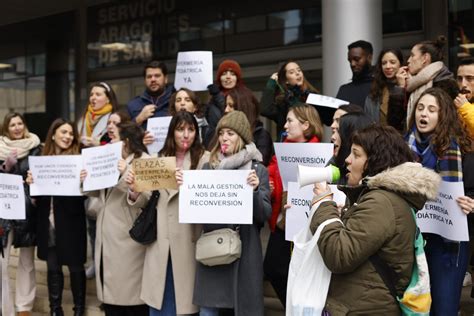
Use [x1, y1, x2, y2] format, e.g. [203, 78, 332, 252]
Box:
[336, 40, 374, 109]
[127, 60, 175, 129]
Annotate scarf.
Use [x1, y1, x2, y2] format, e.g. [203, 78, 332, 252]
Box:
[84, 103, 113, 137]
[211, 142, 262, 170]
[0, 133, 40, 160]
[406, 126, 462, 182]
[406, 61, 444, 126]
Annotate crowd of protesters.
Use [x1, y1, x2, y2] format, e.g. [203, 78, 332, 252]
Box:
[0, 35, 473, 316]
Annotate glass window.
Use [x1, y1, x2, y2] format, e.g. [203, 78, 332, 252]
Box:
[448, 0, 474, 68]
[0, 79, 26, 119]
[382, 0, 423, 34]
[236, 15, 266, 33]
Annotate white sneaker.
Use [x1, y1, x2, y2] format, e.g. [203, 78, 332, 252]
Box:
[463, 272, 472, 287]
[86, 264, 96, 279]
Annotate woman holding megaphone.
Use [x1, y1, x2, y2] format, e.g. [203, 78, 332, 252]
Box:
[263, 103, 323, 307]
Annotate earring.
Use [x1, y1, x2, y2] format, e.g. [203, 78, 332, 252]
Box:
[52, 136, 55, 141]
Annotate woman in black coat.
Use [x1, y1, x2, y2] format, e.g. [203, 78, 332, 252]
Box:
[27, 118, 87, 316]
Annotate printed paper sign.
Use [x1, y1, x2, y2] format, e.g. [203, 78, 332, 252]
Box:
[0, 174, 25, 219]
[286, 182, 346, 241]
[416, 181, 468, 241]
[306, 93, 348, 109]
[146, 116, 172, 154]
[132, 157, 177, 192]
[29, 155, 83, 196]
[82, 141, 123, 191]
[174, 51, 213, 91]
[179, 170, 253, 224]
[273, 142, 334, 191]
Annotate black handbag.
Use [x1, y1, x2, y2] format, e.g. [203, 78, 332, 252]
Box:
[129, 190, 160, 245]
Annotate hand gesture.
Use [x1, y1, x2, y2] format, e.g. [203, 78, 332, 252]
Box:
[4, 150, 18, 172]
[137, 104, 156, 124]
[118, 159, 127, 175]
[247, 170, 260, 190]
[454, 94, 469, 109]
[396, 66, 409, 87]
[143, 131, 154, 145]
[457, 196, 474, 215]
[25, 170, 34, 185]
[175, 168, 184, 186]
[80, 169, 88, 183]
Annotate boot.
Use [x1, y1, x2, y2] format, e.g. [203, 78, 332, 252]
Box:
[70, 270, 86, 316]
[47, 270, 64, 316]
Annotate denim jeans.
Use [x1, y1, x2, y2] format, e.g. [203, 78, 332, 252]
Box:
[149, 258, 176, 316]
[425, 234, 469, 316]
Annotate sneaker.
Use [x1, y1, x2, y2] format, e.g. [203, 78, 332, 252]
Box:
[463, 272, 472, 287]
[86, 264, 96, 279]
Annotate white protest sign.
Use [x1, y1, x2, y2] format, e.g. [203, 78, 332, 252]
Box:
[306, 93, 348, 109]
[146, 116, 172, 154]
[286, 182, 346, 241]
[274, 142, 334, 191]
[179, 170, 253, 224]
[416, 181, 468, 241]
[174, 51, 213, 91]
[29, 155, 83, 196]
[82, 141, 123, 191]
[0, 174, 25, 219]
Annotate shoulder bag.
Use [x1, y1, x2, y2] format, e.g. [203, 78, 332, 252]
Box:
[129, 190, 160, 245]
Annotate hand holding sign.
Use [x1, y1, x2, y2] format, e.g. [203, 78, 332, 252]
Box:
[132, 157, 177, 192]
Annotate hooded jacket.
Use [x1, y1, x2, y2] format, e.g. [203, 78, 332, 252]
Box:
[310, 162, 440, 315]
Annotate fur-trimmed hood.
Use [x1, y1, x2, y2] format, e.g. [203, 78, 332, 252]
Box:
[340, 162, 441, 210]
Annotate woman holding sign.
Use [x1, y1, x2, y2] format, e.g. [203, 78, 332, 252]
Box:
[264, 103, 323, 307]
[82, 121, 150, 316]
[128, 111, 209, 316]
[26, 118, 87, 316]
[0, 112, 41, 316]
[193, 110, 271, 316]
[406, 87, 473, 314]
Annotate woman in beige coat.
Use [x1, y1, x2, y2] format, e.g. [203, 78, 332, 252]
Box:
[82, 122, 150, 316]
[127, 111, 209, 316]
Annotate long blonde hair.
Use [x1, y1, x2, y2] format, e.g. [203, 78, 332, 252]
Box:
[209, 130, 245, 167]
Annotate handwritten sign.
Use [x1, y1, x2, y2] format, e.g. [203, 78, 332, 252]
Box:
[146, 116, 172, 154]
[416, 181, 468, 241]
[29, 155, 83, 196]
[306, 93, 348, 109]
[274, 142, 334, 191]
[82, 141, 122, 191]
[179, 170, 253, 224]
[0, 174, 25, 219]
[174, 51, 213, 91]
[133, 157, 177, 191]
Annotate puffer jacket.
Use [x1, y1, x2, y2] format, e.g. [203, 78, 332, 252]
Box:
[310, 162, 440, 315]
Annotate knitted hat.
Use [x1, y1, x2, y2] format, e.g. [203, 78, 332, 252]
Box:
[216, 111, 253, 144]
[217, 59, 242, 82]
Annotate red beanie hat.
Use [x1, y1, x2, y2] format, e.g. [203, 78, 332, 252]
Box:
[216, 59, 242, 82]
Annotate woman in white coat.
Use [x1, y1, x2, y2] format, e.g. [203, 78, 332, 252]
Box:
[81, 122, 150, 316]
[127, 111, 209, 316]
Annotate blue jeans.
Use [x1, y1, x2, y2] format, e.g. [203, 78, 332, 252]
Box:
[425, 234, 469, 316]
[149, 258, 176, 316]
[199, 307, 219, 316]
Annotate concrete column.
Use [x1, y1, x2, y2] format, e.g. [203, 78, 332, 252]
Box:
[322, 0, 383, 97]
[74, 0, 88, 121]
[45, 39, 70, 120]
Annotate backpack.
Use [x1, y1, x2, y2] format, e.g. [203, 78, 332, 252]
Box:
[370, 208, 431, 315]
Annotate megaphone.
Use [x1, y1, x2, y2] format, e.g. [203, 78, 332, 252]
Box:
[297, 164, 340, 188]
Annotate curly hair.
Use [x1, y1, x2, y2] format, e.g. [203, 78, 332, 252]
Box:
[408, 87, 472, 156]
[352, 125, 414, 178]
[369, 48, 404, 101]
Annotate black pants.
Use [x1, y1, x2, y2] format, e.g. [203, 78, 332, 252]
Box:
[263, 227, 291, 307]
[47, 246, 83, 274]
[102, 303, 148, 316]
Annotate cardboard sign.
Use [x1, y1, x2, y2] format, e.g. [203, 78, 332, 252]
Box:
[273, 142, 334, 191]
[0, 174, 25, 219]
[29, 155, 83, 196]
[132, 157, 177, 192]
[416, 181, 468, 241]
[82, 141, 122, 191]
[306, 93, 348, 109]
[174, 51, 213, 91]
[179, 170, 253, 224]
[146, 116, 172, 154]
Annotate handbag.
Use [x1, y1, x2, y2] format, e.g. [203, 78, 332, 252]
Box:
[129, 190, 160, 245]
[195, 227, 241, 266]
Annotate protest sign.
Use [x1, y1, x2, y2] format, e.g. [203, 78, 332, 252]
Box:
[285, 182, 346, 241]
[274, 142, 334, 191]
[179, 170, 253, 224]
[132, 157, 177, 191]
[146, 116, 172, 154]
[29, 155, 83, 196]
[82, 141, 122, 191]
[306, 93, 348, 109]
[0, 174, 25, 219]
[416, 181, 468, 241]
[174, 51, 213, 91]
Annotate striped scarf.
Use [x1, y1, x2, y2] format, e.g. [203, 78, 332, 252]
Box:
[406, 127, 462, 182]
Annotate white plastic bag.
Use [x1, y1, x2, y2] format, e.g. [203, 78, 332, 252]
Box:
[286, 216, 342, 316]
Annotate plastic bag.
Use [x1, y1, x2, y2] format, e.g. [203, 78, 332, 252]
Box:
[286, 216, 342, 316]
